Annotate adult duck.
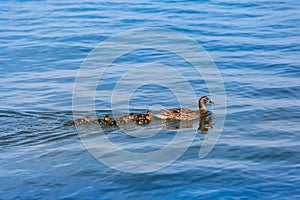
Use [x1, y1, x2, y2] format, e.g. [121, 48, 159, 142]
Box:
[155, 96, 214, 120]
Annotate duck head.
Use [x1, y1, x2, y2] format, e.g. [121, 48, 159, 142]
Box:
[104, 115, 110, 122]
[129, 113, 135, 120]
[199, 96, 214, 104]
[145, 114, 151, 120]
[146, 110, 152, 117]
[198, 96, 214, 111]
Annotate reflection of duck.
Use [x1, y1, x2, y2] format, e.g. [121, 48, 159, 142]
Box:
[73, 116, 91, 125]
[164, 122, 194, 130]
[109, 120, 119, 126]
[198, 111, 213, 134]
[156, 96, 214, 120]
[161, 111, 213, 132]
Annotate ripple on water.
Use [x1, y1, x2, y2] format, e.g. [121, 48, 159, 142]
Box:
[0, 0, 300, 199]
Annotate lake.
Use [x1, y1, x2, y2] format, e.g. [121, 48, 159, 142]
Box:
[0, 0, 299, 199]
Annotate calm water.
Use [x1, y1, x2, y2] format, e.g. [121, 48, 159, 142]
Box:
[1, 0, 300, 199]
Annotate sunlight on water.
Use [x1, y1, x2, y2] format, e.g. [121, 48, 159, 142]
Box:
[0, 0, 299, 199]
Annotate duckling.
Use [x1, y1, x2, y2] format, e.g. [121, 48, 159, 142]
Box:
[147, 110, 153, 118]
[134, 110, 153, 120]
[134, 114, 152, 125]
[73, 116, 91, 125]
[128, 113, 135, 120]
[145, 114, 151, 120]
[121, 116, 130, 123]
[97, 115, 111, 125]
[155, 96, 214, 121]
[114, 116, 130, 125]
[104, 115, 110, 122]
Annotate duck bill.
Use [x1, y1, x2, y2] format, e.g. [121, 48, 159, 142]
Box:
[208, 100, 214, 104]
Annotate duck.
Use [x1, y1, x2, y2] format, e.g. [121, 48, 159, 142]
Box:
[134, 110, 153, 120]
[134, 113, 152, 125]
[109, 113, 140, 126]
[115, 116, 130, 124]
[128, 113, 135, 120]
[155, 96, 214, 121]
[96, 115, 111, 125]
[121, 116, 130, 123]
[73, 116, 91, 125]
[109, 116, 129, 126]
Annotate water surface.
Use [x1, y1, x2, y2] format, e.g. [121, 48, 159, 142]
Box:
[0, 0, 299, 199]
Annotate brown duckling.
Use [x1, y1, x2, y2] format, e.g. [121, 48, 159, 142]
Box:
[128, 113, 135, 120]
[121, 116, 130, 123]
[114, 116, 130, 125]
[134, 114, 152, 125]
[135, 110, 152, 120]
[73, 116, 91, 125]
[97, 115, 111, 125]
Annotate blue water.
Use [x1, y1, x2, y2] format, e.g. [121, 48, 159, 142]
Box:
[1, 0, 300, 199]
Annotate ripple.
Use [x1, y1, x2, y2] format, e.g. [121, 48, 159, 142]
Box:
[0, 0, 300, 199]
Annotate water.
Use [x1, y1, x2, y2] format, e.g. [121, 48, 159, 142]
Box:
[1, 0, 299, 199]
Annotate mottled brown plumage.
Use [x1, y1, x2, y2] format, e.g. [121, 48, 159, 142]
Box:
[157, 96, 214, 121]
[73, 116, 91, 125]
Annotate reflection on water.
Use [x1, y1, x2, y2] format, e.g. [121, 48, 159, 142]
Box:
[161, 111, 213, 134]
[198, 111, 213, 134]
[163, 120, 194, 130]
